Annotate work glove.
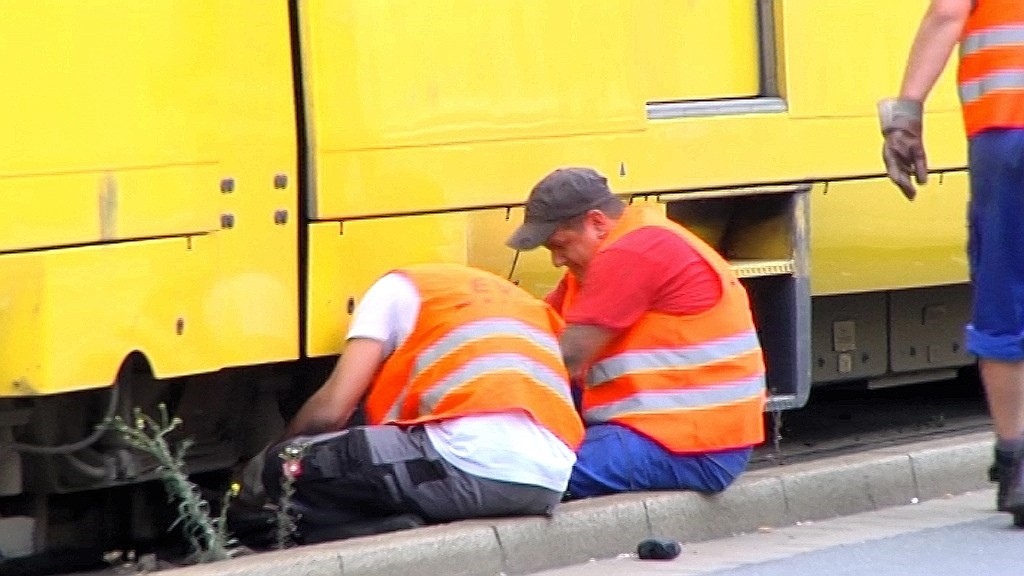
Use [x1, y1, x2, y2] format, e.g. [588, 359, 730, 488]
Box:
[878, 98, 927, 200]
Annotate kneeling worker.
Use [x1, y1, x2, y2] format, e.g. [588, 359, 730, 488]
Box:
[507, 167, 766, 499]
[257, 263, 583, 541]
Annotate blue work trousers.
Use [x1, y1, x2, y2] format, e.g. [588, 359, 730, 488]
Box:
[567, 423, 752, 499]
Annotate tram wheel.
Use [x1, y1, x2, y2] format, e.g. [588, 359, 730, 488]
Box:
[1014, 512, 1024, 528]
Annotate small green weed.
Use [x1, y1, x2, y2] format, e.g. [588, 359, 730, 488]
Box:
[106, 404, 239, 564]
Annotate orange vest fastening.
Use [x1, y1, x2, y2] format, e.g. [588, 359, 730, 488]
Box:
[561, 205, 766, 453]
[958, 0, 1024, 137]
[363, 264, 584, 451]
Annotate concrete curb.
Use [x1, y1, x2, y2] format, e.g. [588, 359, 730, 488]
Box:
[162, 432, 995, 576]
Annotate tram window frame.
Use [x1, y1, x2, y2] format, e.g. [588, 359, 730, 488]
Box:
[646, 0, 784, 120]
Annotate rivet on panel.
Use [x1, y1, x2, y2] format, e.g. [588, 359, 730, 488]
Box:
[221, 214, 235, 229]
[274, 210, 289, 225]
[274, 173, 288, 189]
[220, 178, 235, 193]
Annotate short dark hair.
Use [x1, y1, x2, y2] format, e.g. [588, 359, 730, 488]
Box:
[560, 197, 625, 231]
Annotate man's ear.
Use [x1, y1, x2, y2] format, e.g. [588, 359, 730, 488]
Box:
[587, 209, 611, 238]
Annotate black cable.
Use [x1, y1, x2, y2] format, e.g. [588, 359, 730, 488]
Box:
[12, 385, 119, 455]
[507, 250, 521, 281]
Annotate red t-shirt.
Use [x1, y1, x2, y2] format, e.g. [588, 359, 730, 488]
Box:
[545, 226, 722, 330]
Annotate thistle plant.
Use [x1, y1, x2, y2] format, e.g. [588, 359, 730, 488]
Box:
[217, 482, 240, 551]
[274, 441, 309, 550]
[106, 404, 238, 564]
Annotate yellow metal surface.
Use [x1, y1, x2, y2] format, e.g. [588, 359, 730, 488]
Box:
[306, 215, 469, 357]
[465, 208, 565, 299]
[301, 0, 967, 223]
[300, 0, 646, 218]
[5, 0, 976, 384]
[2, 167, 217, 251]
[0, 238, 216, 395]
[809, 175, 970, 295]
[1, 2, 298, 395]
[0, 233, 298, 397]
[208, 1, 300, 368]
[1, 3, 222, 251]
[782, 1, 961, 119]
[306, 208, 564, 356]
[638, 0, 760, 103]
[300, 0, 971, 354]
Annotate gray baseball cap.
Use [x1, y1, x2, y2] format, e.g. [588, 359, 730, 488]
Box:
[506, 167, 615, 251]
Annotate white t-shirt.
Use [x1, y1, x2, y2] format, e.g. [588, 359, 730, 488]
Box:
[347, 272, 576, 492]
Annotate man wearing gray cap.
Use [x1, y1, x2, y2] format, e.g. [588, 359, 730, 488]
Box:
[507, 167, 767, 499]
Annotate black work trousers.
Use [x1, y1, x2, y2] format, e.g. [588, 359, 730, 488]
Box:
[262, 425, 561, 526]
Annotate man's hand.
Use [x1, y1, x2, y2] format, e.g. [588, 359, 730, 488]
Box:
[282, 338, 385, 439]
[878, 98, 928, 200]
[561, 324, 617, 383]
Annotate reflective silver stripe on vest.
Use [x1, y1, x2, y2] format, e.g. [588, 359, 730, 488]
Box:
[383, 319, 561, 422]
[414, 317, 560, 375]
[959, 70, 1024, 104]
[582, 374, 765, 423]
[417, 352, 572, 417]
[586, 329, 761, 388]
[960, 25, 1024, 59]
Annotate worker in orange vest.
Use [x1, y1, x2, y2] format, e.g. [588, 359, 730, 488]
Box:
[879, 0, 1024, 522]
[507, 167, 766, 499]
[245, 264, 583, 544]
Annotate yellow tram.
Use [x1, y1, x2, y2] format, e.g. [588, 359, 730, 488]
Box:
[0, 1, 970, 553]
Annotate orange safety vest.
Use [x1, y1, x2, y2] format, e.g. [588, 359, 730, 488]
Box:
[560, 205, 766, 453]
[363, 264, 584, 450]
[958, 0, 1024, 137]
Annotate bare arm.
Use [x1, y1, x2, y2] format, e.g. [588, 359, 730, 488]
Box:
[561, 324, 619, 382]
[282, 338, 385, 439]
[898, 0, 972, 102]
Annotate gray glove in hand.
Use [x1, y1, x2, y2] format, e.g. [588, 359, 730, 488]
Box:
[878, 98, 927, 200]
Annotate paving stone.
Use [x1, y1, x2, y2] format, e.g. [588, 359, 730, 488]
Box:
[780, 451, 916, 522]
[644, 475, 787, 542]
[334, 523, 503, 576]
[492, 493, 651, 575]
[908, 434, 992, 500]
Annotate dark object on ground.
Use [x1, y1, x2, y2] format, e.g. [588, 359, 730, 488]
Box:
[636, 538, 681, 560]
